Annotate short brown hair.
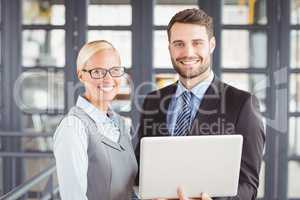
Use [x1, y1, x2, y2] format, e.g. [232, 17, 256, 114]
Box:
[167, 8, 214, 40]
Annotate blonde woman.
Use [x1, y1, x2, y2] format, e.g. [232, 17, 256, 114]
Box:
[53, 40, 138, 200]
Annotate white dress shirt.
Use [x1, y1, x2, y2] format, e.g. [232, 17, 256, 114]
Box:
[53, 96, 121, 200]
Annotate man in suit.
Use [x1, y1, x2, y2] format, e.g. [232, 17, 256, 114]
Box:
[135, 8, 265, 200]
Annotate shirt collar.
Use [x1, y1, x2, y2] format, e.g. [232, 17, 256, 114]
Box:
[76, 95, 114, 124]
[175, 70, 214, 100]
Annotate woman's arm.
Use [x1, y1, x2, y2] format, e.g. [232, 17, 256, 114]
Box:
[53, 116, 88, 200]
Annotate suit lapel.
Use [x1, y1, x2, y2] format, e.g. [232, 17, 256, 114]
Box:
[155, 83, 177, 136]
[190, 77, 223, 135]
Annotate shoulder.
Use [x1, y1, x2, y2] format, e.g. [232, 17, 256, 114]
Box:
[61, 115, 84, 126]
[53, 115, 89, 155]
[219, 81, 252, 105]
[217, 81, 262, 120]
[53, 115, 86, 144]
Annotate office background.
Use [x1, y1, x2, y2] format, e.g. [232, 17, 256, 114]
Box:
[0, 0, 299, 199]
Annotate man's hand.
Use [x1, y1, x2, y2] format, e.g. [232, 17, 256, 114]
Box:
[177, 187, 212, 200]
[153, 187, 213, 200]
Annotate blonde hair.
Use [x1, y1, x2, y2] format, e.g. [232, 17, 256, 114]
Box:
[76, 40, 116, 71]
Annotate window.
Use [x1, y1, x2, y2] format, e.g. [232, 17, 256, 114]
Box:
[220, 0, 269, 197]
[288, 1, 300, 198]
[0, 1, 2, 123]
[20, 0, 66, 154]
[88, 2, 131, 26]
[222, 0, 267, 25]
[0, 1, 3, 194]
[221, 30, 267, 68]
[22, 30, 65, 67]
[23, 0, 65, 25]
[291, 0, 300, 25]
[290, 30, 300, 69]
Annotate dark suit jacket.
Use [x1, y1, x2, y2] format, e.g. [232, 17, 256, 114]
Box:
[135, 77, 265, 200]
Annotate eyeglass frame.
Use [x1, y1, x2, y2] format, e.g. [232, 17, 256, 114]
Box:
[82, 66, 125, 79]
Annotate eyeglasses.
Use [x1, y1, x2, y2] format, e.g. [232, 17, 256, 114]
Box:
[82, 66, 125, 79]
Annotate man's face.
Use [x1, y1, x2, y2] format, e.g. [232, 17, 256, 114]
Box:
[168, 22, 215, 79]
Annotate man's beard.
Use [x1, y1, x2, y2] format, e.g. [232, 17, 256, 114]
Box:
[171, 56, 211, 79]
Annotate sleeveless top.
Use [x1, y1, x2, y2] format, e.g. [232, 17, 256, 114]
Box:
[68, 106, 138, 200]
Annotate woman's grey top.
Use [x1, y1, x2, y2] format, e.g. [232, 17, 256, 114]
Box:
[54, 102, 138, 200]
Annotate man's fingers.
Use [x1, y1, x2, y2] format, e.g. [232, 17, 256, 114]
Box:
[177, 187, 189, 200]
[157, 188, 211, 200]
[177, 187, 184, 198]
[200, 192, 212, 200]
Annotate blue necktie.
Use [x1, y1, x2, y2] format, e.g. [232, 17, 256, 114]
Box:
[173, 91, 192, 136]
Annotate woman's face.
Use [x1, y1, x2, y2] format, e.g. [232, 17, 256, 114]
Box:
[78, 49, 122, 104]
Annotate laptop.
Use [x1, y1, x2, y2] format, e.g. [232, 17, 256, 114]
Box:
[137, 135, 243, 199]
